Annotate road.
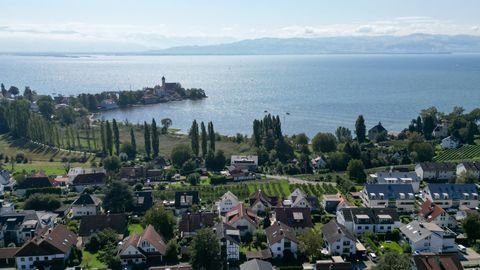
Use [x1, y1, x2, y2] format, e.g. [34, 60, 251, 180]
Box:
[265, 174, 336, 186]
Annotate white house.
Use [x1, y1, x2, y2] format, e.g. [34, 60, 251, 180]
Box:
[231, 155, 258, 171]
[224, 203, 260, 236]
[71, 193, 102, 218]
[369, 171, 420, 192]
[361, 184, 416, 212]
[217, 191, 240, 215]
[441, 136, 460, 150]
[415, 162, 456, 181]
[311, 156, 327, 169]
[284, 188, 316, 209]
[0, 170, 11, 195]
[249, 190, 278, 214]
[423, 183, 478, 209]
[322, 220, 356, 257]
[400, 221, 456, 254]
[15, 225, 78, 270]
[418, 200, 456, 229]
[456, 162, 480, 179]
[215, 223, 240, 261]
[433, 122, 449, 139]
[336, 208, 401, 236]
[265, 222, 299, 259]
[118, 224, 166, 266]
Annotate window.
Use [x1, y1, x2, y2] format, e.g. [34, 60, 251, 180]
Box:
[21, 258, 25, 262]
[277, 247, 281, 251]
[357, 226, 362, 230]
[380, 226, 384, 230]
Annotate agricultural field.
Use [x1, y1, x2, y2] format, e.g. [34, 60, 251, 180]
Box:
[434, 144, 480, 161]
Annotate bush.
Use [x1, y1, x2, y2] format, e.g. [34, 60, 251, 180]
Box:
[15, 152, 25, 163]
[26, 187, 61, 197]
[210, 174, 227, 185]
[24, 194, 61, 211]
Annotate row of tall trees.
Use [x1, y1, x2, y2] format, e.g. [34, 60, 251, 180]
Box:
[189, 120, 216, 158]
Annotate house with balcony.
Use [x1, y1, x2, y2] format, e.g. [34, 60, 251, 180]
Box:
[418, 200, 456, 229]
[336, 207, 401, 236]
[360, 184, 415, 212]
[118, 224, 166, 266]
[322, 220, 356, 257]
[369, 171, 420, 192]
[400, 221, 456, 254]
[265, 222, 299, 259]
[216, 191, 240, 215]
[423, 183, 478, 209]
[230, 155, 258, 171]
[415, 162, 456, 182]
[271, 207, 313, 230]
[224, 203, 260, 236]
[174, 191, 200, 214]
[249, 190, 279, 214]
[70, 193, 102, 218]
[283, 188, 319, 210]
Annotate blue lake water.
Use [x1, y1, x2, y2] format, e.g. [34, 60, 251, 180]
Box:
[1, 54, 480, 137]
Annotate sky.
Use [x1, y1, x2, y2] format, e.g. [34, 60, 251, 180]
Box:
[1, 0, 480, 52]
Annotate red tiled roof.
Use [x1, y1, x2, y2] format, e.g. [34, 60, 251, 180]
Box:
[0, 247, 19, 259]
[120, 225, 166, 256]
[419, 200, 445, 222]
[414, 254, 463, 270]
[224, 203, 259, 226]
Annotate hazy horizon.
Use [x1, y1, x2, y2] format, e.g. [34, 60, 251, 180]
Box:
[1, 0, 480, 52]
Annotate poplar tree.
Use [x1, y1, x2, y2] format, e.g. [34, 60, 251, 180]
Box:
[200, 122, 207, 158]
[207, 121, 215, 152]
[355, 115, 366, 143]
[106, 120, 113, 155]
[144, 121, 151, 159]
[151, 118, 159, 158]
[100, 121, 106, 155]
[112, 119, 120, 155]
[130, 127, 137, 159]
[190, 120, 199, 157]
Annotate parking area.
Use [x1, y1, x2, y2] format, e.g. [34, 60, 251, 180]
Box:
[460, 248, 480, 268]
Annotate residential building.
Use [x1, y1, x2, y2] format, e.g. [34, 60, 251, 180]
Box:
[310, 256, 352, 270]
[423, 183, 478, 209]
[224, 203, 260, 236]
[400, 221, 456, 253]
[322, 220, 356, 257]
[0, 247, 18, 267]
[441, 136, 460, 149]
[214, 223, 240, 261]
[0, 210, 45, 247]
[249, 189, 279, 214]
[217, 191, 240, 215]
[369, 170, 420, 192]
[0, 170, 11, 195]
[70, 193, 101, 218]
[178, 212, 217, 238]
[78, 214, 128, 237]
[418, 200, 456, 229]
[336, 207, 401, 236]
[99, 98, 119, 110]
[368, 122, 387, 142]
[133, 191, 154, 213]
[15, 224, 78, 270]
[118, 225, 166, 266]
[265, 222, 299, 259]
[15, 172, 52, 197]
[0, 199, 15, 215]
[433, 122, 449, 139]
[311, 156, 327, 169]
[456, 162, 480, 179]
[272, 207, 313, 230]
[360, 184, 416, 212]
[322, 194, 343, 213]
[284, 188, 319, 210]
[222, 166, 257, 181]
[231, 155, 258, 171]
[413, 254, 463, 270]
[415, 162, 456, 182]
[174, 191, 200, 214]
[239, 259, 274, 270]
[67, 167, 107, 192]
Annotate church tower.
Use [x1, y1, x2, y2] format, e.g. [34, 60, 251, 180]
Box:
[162, 76, 166, 88]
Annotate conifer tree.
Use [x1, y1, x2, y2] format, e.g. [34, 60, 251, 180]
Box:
[106, 120, 113, 155]
[144, 121, 151, 159]
[112, 119, 120, 155]
[130, 127, 137, 159]
[207, 121, 215, 152]
[200, 122, 207, 158]
[151, 119, 160, 158]
[190, 120, 199, 157]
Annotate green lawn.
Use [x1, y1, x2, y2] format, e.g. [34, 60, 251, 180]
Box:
[129, 223, 144, 235]
[13, 161, 86, 176]
[82, 250, 107, 269]
[380, 241, 403, 254]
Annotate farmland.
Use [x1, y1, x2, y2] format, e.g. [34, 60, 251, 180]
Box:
[434, 144, 480, 161]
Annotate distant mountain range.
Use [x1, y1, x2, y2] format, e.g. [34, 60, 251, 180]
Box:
[143, 34, 480, 55]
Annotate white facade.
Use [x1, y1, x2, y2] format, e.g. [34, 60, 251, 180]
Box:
[456, 163, 480, 179]
[369, 171, 420, 192]
[225, 237, 240, 261]
[400, 222, 456, 254]
[251, 200, 268, 214]
[415, 163, 456, 181]
[16, 254, 67, 270]
[269, 238, 299, 258]
[229, 218, 257, 236]
[423, 185, 479, 209]
[71, 205, 99, 218]
[324, 236, 356, 257]
[361, 189, 415, 212]
[441, 136, 460, 150]
[217, 192, 240, 214]
[336, 211, 401, 236]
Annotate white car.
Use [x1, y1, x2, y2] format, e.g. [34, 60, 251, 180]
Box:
[458, 244, 467, 254]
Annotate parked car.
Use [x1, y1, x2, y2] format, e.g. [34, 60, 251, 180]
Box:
[458, 244, 467, 254]
[368, 252, 377, 262]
